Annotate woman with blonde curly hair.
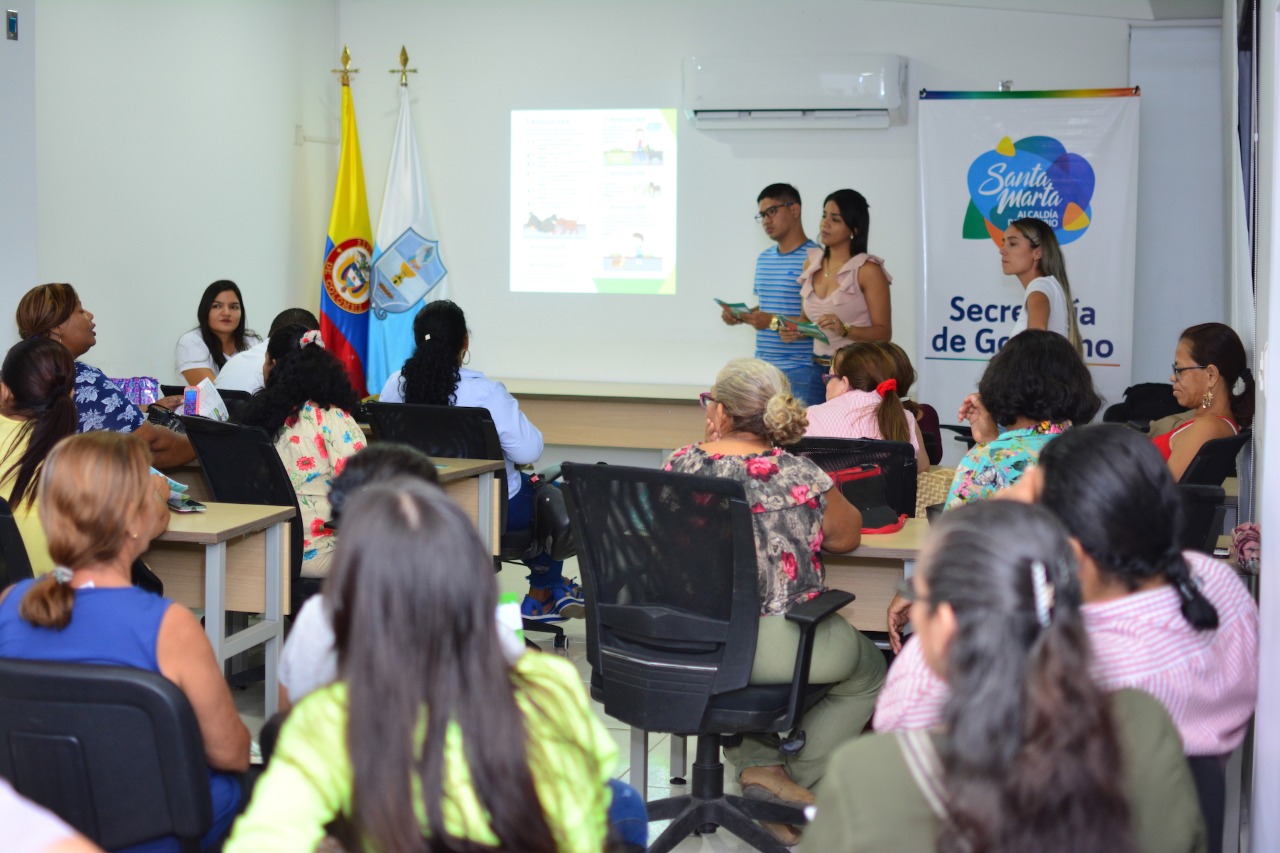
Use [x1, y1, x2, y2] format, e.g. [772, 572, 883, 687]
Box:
[663, 357, 885, 846]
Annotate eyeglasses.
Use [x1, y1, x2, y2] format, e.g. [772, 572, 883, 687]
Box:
[754, 202, 795, 223]
[699, 392, 718, 410]
[1171, 364, 1207, 377]
[821, 373, 838, 384]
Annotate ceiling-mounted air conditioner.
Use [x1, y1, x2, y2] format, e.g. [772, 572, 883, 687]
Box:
[682, 53, 908, 130]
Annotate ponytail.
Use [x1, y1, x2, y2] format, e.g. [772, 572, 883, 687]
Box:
[1162, 552, 1219, 631]
[1231, 367, 1256, 429]
[871, 378, 911, 445]
[0, 337, 78, 507]
[18, 568, 76, 630]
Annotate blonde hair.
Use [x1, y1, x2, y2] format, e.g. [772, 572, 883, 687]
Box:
[20, 432, 155, 630]
[715, 358, 808, 445]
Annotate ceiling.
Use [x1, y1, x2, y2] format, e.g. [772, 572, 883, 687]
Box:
[876, 0, 1224, 21]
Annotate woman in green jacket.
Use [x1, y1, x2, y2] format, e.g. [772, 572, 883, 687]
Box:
[806, 499, 1206, 853]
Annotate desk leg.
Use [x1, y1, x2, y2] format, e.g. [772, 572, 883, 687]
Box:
[903, 558, 916, 579]
[477, 472, 496, 555]
[262, 521, 283, 719]
[203, 541, 228, 661]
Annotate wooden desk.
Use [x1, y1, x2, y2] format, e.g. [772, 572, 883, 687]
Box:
[433, 458, 504, 554]
[503, 379, 705, 451]
[167, 456, 504, 555]
[825, 518, 928, 633]
[144, 503, 292, 718]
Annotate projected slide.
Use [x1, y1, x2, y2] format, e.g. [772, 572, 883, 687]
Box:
[511, 109, 677, 294]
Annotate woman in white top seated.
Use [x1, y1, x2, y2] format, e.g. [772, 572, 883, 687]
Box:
[379, 300, 582, 624]
[1000, 217, 1082, 352]
[175, 280, 261, 385]
[804, 341, 927, 472]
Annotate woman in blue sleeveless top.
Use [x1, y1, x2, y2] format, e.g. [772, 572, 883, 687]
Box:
[0, 432, 250, 852]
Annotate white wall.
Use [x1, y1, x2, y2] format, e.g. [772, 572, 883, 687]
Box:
[334, 0, 1135, 389]
[30, 0, 1141, 391]
[34, 0, 337, 380]
[0, 0, 37, 352]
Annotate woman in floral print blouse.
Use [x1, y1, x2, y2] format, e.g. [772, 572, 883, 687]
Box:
[663, 357, 886, 846]
[945, 329, 1101, 509]
[238, 325, 364, 578]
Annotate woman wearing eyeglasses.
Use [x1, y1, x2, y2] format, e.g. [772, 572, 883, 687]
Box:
[1155, 323, 1252, 481]
[807, 499, 1206, 853]
[776, 189, 892, 406]
[668, 358, 884, 846]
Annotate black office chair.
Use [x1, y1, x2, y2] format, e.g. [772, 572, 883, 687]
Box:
[1102, 382, 1184, 432]
[0, 659, 212, 852]
[562, 462, 855, 853]
[1188, 754, 1227, 853]
[1180, 429, 1252, 487]
[0, 495, 34, 588]
[917, 403, 944, 466]
[179, 416, 311, 615]
[790, 437, 917, 519]
[1177, 484, 1227, 555]
[363, 401, 574, 647]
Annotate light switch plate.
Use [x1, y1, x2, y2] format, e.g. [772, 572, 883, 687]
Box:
[6, 10, 17, 41]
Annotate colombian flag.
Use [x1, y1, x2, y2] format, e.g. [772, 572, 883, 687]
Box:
[319, 78, 373, 397]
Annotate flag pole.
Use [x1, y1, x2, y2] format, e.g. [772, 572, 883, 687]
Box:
[390, 46, 417, 87]
[332, 45, 359, 86]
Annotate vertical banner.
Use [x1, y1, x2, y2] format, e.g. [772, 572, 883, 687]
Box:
[918, 89, 1140, 413]
[367, 83, 448, 396]
[320, 72, 373, 398]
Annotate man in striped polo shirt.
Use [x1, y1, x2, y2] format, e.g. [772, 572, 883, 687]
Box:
[721, 183, 821, 404]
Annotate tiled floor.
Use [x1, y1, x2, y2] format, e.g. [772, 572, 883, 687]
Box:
[233, 558, 771, 850]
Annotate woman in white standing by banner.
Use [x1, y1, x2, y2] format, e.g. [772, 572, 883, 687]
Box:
[1000, 217, 1083, 353]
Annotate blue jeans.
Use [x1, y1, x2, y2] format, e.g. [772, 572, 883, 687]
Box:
[607, 778, 649, 849]
[506, 472, 565, 590]
[778, 361, 826, 407]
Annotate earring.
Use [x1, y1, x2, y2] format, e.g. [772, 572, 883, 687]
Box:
[462, 350, 471, 365]
[1200, 388, 1215, 410]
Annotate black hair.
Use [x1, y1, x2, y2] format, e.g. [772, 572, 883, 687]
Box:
[925, 500, 1134, 853]
[1038, 424, 1219, 630]
[398, 300, 467, 406]
[328, 478, 560, 852]
[236, 324, 359, 438]
[1181, 323, 1255, 428]
[823, 189, 870, 257]
[194, 280, 254, 369]
[979, 329, 1101, 428]
[0, 338, 78, 507]
[757, 183, 801, 206]
[328, 443, 439, 526]
[268, 308, 320, 337]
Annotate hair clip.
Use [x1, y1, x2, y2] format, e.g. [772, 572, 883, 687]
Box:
[875, 378, 898, 397]
[1175, 576, 1201, 603]
[423, 333, 432, 342]
[1030, 560, 1054, 628]
[300, 330, 325, 349]
[52, 566, 73, 585]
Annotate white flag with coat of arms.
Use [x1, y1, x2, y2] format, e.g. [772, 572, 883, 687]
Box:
[367, 84, 448, 395]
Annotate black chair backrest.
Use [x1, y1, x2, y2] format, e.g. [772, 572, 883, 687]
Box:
[561, 463, 761, 731]
[364, 399, 508, 511]
[0, 495, 34, 588]
[789, 437, 918, 518]
[0, 658, 212, 850]
[1177, 484, 1227, 555]
[1180, 429, 1251, 486]
[179, 416, 304, 590]
[1102, 382, 1184, 427]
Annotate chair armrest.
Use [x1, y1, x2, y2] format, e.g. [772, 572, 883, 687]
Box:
[784, 590, 855, 629]
[531, 464, 563, 486]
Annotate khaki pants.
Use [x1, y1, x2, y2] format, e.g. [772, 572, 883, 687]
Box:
[725, 614, 886, 790]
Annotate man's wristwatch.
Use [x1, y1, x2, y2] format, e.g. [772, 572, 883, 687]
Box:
[768, 315, 782, 332]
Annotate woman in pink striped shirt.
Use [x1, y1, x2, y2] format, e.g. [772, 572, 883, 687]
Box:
[876, 424, 1259, 757]
[804, 342, 927, 472]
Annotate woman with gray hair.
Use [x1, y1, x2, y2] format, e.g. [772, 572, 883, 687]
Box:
[664, 357, 884, 846]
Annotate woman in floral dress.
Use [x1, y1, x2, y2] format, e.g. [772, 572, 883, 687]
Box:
[238, 325, 364, 578]
[663, 357, 886, 846]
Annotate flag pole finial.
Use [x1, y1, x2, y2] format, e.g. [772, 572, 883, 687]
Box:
[391, 46, 418, 87]
[333, 45, 359, 86]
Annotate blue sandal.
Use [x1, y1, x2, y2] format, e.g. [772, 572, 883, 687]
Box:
[521, 593, 566, 623]
[551, 578, 585, 619]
